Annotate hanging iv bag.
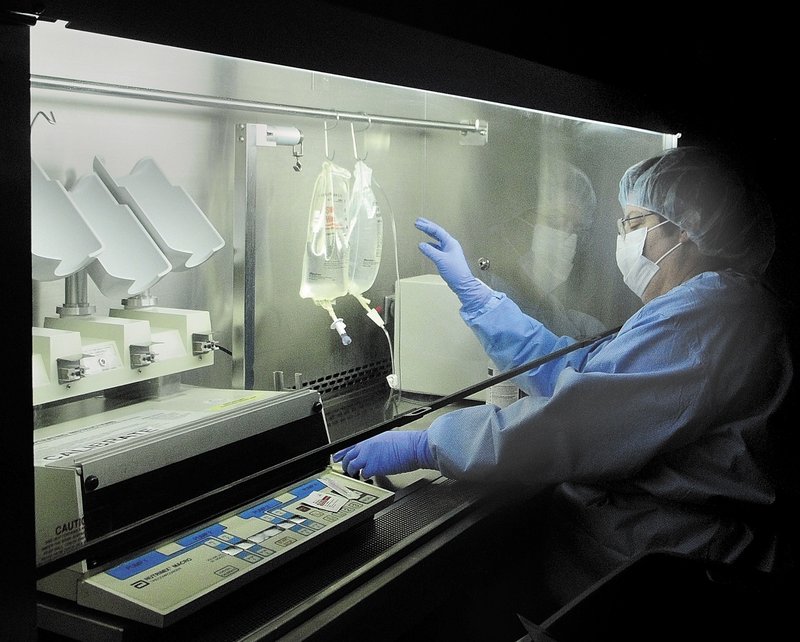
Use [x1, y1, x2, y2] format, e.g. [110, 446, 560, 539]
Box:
[300, 160, 352, 343]
[347, 160, 383, 303]
[345, 159, 397, 388]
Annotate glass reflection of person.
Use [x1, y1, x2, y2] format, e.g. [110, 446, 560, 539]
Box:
[487, 160, 605, 338]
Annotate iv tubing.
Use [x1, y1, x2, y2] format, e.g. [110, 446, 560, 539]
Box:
[373, 177, 402, 393]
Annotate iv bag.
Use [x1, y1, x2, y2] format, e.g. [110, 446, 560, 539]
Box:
[346, 160, 383, 296]
[299, 161, 352, 302]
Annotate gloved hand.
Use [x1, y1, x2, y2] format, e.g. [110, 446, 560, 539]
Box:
[415, 217, 492, 311]
[332, 430, 436, 478]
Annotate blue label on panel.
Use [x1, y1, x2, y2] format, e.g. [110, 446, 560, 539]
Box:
[176, 524, 226, 547]
[292, 479, 326, 498]
[106, 551, 170, 580]
[102, 478, 341, 582]
[106, 524, 228, 579]
[237, 479, 325, 518]
[239, 497, 282, 519]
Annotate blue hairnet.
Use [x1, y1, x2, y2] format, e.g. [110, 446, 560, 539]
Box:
[619, 146, 775, 274]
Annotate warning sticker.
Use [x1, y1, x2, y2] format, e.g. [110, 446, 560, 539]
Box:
[38, 518, 86, 565]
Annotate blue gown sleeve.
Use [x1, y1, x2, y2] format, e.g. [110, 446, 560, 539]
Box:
[460, 291, 597, 397]
[429, 295, 713, 488]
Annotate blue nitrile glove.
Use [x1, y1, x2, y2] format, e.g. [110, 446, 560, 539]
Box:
[415, 217, 492, 312]
[332, 430, 436, 478]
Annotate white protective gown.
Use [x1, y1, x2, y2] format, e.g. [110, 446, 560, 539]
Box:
[425, 269, 793, 602]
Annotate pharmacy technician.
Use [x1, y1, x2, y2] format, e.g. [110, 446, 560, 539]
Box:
[333, 146, 794, 609]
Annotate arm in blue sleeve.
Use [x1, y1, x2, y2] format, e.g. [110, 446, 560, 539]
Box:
[460, 293, 594, 398]
[427, 365, 705, 486]
[426, 314, 712, 486]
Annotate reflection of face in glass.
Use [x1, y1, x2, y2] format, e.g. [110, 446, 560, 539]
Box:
[491, 161, 597, 297]
[537, 160, 596, 228]
[521, 161, 596, 293]
[538, 198, 583, 235]
[520, 222, 578, 293]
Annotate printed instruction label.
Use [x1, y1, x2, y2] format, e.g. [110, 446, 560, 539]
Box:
[302, 490, 347, 512]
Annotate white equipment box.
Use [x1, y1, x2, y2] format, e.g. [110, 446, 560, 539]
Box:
[394, 274, 487, 400]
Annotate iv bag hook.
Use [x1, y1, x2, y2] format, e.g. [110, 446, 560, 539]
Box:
[350, 116, 370, 161]
[30, 110, 56, 131]
[323, 117, 339, 161]
[292, 140, 303, 172]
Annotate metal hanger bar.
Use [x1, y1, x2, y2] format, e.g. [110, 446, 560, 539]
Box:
[30, 74, 488, 136]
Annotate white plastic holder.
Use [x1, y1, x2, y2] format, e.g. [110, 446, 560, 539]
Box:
[93, 156, 224, 271]
[69, 172, 172, 299]
[31, 158, 103, 282]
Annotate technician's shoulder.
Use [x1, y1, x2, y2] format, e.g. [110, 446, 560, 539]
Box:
[669, 270, 779, 315]
[709, 270, 788, 318]
[679, 270, 789, 347]
[620, 271, 769, 349]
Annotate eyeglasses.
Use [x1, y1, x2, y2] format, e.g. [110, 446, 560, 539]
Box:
[616, 212, 658, 239]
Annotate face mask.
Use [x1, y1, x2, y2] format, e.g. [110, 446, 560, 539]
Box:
[520, 223, 578, 293]
[615, 220, 682, 299]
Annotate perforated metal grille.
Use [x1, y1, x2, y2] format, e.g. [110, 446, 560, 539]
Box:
[297, 358, 391, 401]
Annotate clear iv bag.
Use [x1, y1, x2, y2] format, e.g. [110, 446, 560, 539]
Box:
[346, 160, 383, 297]
[299, 161, 352, 302]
